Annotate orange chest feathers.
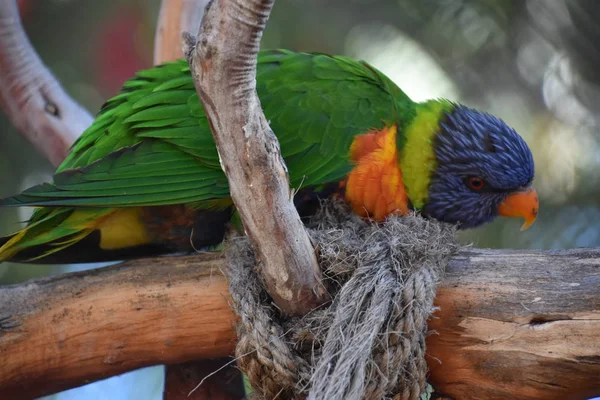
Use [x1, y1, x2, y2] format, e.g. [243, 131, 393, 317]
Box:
[345, 125, 409, 221]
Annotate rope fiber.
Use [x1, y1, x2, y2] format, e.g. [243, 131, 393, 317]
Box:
[225, 200, 459, 400]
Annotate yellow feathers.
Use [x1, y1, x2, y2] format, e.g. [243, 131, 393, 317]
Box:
[399, 100, 452, 209]
[0, 207, 151, 262]
[0, 208, 108, 262]
[0, 229, 28, 262]
[97, 208, 152, 250]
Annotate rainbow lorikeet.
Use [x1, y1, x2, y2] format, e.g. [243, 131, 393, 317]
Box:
[0, 49, 538, 263]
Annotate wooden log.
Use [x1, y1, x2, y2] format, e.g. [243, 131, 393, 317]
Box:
[0, 249, 598, 400]
[427, 248, 600, 400]
[0, 253, 236, 399]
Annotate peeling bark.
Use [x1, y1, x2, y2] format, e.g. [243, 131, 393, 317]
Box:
[427, 248, 600, 400]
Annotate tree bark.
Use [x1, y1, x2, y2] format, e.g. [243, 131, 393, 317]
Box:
[154, 0, 210, 64]
[427, 248, 600, 400]
[184, 0, 329, 316]
[0, 0, 92, 166]
[0, 249, 598, 400]
[0, 253, 236, 400]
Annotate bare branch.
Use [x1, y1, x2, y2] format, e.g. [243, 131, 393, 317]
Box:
[154, 0, 210, 65]
[185, 0, 328, 315]
[0, 249, 598, 399]
[0, 0, 93, 167]
[154, 2, 245, 398]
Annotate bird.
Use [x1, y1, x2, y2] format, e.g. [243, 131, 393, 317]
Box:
[0, 49, 538, 264]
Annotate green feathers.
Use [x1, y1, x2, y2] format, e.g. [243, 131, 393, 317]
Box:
[3, 50, 415, 209]
[0, 49, 424, 263]
[0, 208, 112, 262]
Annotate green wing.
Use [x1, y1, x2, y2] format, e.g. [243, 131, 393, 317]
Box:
[1, 50, 413, 208]
[258, 50, 414, 185]
[4, 60, 228, 208]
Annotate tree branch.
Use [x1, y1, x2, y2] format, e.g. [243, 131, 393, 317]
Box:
[154, 0, 210, 64]
[0, 253, 236, 399]
[427, 248, 600, 400]
[154, 2, 244, 399]
[0, 0, 93, 167]
[0, 249, 598, 399]
[184, 0, 328, 315]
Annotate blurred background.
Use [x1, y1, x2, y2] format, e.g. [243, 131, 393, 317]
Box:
[1, 0, 599, 399]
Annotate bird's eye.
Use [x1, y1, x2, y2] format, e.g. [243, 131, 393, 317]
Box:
[468, 176, 485, 191]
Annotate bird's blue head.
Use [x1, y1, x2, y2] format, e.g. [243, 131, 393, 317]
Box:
[424, 104, 538, 229]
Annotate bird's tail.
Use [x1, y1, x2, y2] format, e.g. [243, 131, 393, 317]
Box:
[0, 207, 182, 264]
[0, 207, 113, 263]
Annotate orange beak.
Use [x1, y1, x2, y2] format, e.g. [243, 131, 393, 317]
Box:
[497, 187, 539, 231]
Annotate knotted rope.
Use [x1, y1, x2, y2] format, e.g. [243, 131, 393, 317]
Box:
[225, 201, 459, 399]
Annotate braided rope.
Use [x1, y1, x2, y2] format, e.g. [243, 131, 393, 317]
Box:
[225, 201, 459, 400]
